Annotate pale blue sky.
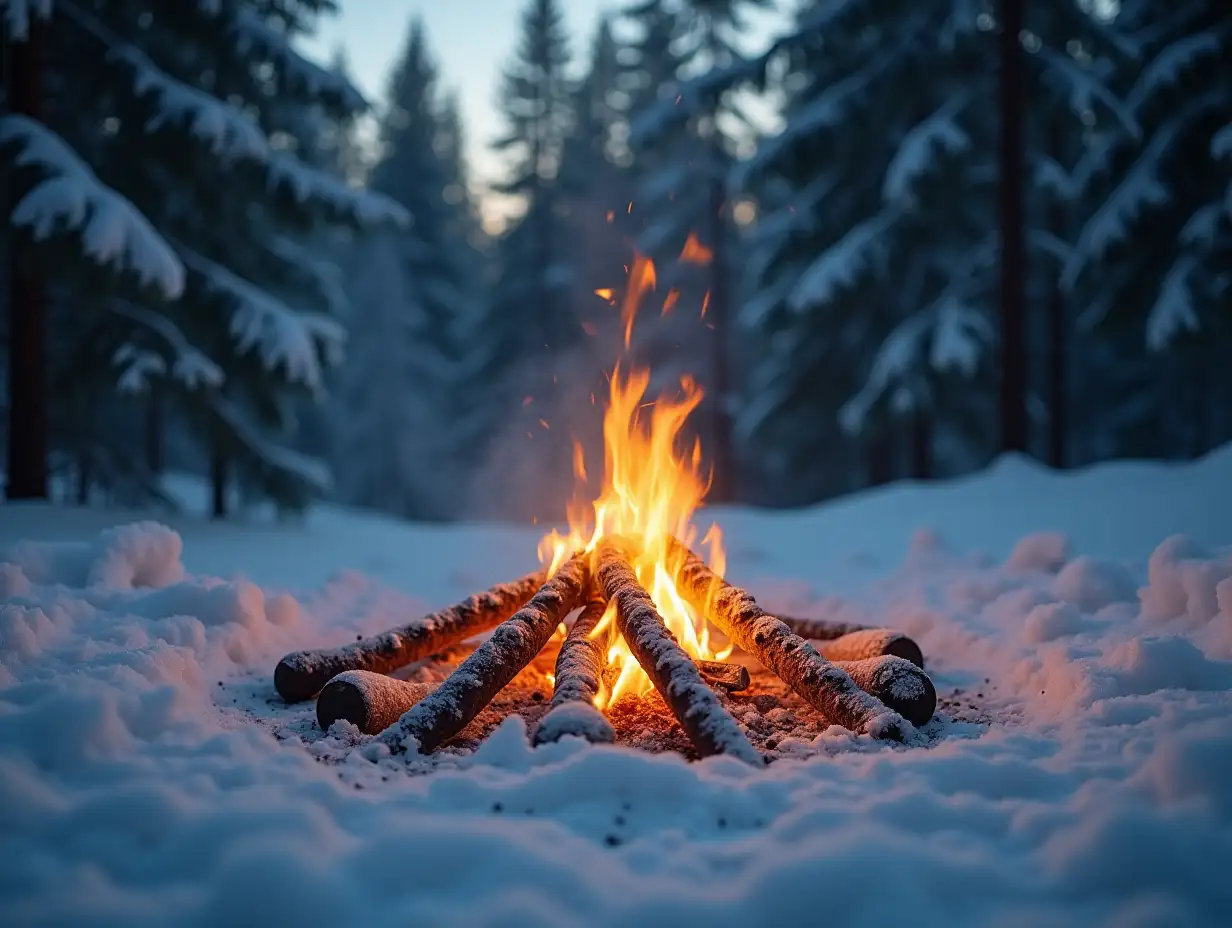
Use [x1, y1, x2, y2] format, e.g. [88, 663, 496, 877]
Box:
[299, 1, 784, 229]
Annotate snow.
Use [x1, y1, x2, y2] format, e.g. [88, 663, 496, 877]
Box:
[0, 116, 185, 299]
[3, 448, 1232, 922]
[0, 0, 50, 41]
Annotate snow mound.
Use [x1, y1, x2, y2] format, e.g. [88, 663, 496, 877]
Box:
[2, 520, 185, 589]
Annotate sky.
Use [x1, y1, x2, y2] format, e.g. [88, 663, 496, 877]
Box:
[300, 1, 785, 232]
[299, 0, 612, 231]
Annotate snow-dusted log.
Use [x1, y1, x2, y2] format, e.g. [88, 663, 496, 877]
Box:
[834, 656, 935, 727]
[316, 671, 432, 735]
[777, 620, 926, 669]
[596, 541, 763, 765]
[381, 555, 590, 753]
[668, 538, 911, 741]
[533, 590, 615, 745]
[274, 569, 546, 702]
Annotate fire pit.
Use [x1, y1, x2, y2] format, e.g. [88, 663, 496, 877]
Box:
[273, 253, 938, 764]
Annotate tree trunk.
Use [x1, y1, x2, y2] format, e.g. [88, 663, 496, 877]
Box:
[910, 410, 932, 480]
[210, 439, 228, 519]
[145, 386, 164, 475]
[866, 430, 895, 487]
[998, 0, 1029, 455]
[1045, 117, 1069, 469]
[4, 21, 48, 500]
[707, 144, 735, 503]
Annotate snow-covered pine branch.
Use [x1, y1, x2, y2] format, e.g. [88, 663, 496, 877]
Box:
[1032, 42, 1140, 140]
[107, 298, 224, 391]
[0, 0, 50, 39]
[59, 0, 410, 229]
[787, 210, 897, 311]
[0, 115, 185, 298]
[267, 237, 350, 319]
[233, 6, 368, 113]
[181, 249, 345, 391]
[112, 345, 167, 394]
[265, 148, 411, 227]
[209, 394, 332, 493]
[1125, 27, 1227, 111]
[881, 93, 972, 207]
[1145, 256, 1200, 352]
[838, 242, 993, 434]
[1063, 90, 1225, 289]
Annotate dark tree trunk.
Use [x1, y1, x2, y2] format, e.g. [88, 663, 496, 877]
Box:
[145, 386, 164, 475]
[707, 148, 735, 503]
[5, 22, 48, 500]
[998, 0, 1029, 455]
[75, 450, 91, 505]
[910, 410, 932, 480]
[210, 440, 228, 519]
[866, 431, 895, 487]
[1045, 118, 1069, 470]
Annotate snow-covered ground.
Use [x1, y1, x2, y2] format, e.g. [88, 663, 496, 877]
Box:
[2, 448, 1231, 925]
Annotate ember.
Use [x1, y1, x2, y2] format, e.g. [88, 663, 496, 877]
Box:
[273, 246, 938, 762]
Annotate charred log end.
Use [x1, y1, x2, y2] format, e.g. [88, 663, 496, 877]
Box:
[317, 677, 370, 732]
[865, 657, 935, 727]
[274, 655, 318, 703]
[883, 634, 925, 669]
[696, 659, 751, 692]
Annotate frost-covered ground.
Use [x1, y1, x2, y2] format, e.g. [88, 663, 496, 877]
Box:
[2, 449, 1231, 926]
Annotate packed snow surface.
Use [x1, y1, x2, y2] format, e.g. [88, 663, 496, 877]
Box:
[2, 447, 1232, 925]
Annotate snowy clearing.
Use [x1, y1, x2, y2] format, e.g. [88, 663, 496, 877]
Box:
[2, 448, 1231, 925]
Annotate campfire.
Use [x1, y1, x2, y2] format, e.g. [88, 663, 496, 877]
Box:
[273, 250, 937, 763]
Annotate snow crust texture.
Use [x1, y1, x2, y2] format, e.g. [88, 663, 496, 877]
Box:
[2, 450, 1232, 924]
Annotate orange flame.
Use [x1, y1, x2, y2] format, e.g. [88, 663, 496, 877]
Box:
[538, 245, 729, 708]
[620, 254, 656, 348]
[679, 233, 713, 265]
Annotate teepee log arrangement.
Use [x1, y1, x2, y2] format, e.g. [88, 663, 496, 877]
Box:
[275, 536, 937, 762]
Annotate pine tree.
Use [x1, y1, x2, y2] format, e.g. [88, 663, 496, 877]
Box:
[332, 18, 484, 520]
[0, 0, 408, 513]
[1064, 0, 1232, 460]
[477, 0, 576, 520]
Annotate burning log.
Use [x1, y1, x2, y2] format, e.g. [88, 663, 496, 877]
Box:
[316, 671, 432, 735]
[696, 659, 750, 691]
[595, 540, 763, 765]
[534, 590, 616, 746]
[274, 569, 546, 703]
[833, 656, 936, 727]
[380, 554, 590, 753]
[668, 539, 911, 741]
